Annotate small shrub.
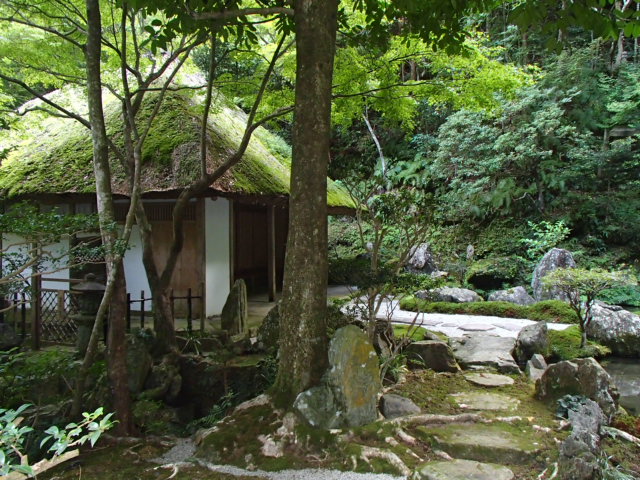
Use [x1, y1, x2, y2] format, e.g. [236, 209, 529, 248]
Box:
[521, 220, 571, 260]
[527, 300, 579, 323]
[547, 326, 611, 362]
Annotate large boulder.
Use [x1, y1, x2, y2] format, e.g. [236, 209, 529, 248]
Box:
[0, 323, 21, 351]
[466, 256, 526, 290]
[294, 325, 380, 429]
[451, 334, 520, 374]
[512, 322, 549, 367]
[586, 302, 640, 356]
[531, 248, 576, 301]
[256, 303, 280, 353]
[418, 287, 483, 304]
[488, 286, 535, 306]
[405, 243, 438, 274]
[405, 340, 460, 372]
[535, 357, 618, 419]
[221, 279, 248, 336]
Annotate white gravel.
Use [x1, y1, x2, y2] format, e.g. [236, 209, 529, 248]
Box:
[377, 299, 572, 338]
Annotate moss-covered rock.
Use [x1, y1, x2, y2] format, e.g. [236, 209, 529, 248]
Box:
[465, 256, 526, 290]
[547, 326, 611, 362]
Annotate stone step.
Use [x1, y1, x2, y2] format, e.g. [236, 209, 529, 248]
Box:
[464, 372, 515, 387]
[450, 391, 520, 412]
[414, 459, 514, 480]
[415, 423, 541, 464]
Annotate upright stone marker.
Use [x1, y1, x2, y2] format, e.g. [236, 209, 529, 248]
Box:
[221, 279, 248, 336]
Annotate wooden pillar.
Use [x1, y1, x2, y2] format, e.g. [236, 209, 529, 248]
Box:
[267, 205, 277, 302]
[32, 273, 42, 350]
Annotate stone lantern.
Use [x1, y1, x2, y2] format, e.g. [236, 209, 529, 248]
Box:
[72, 273, 106, 356]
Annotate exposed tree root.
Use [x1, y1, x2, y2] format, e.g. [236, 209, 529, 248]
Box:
[152, 462, 191, 480]
[386, 413, 483, 427]
[359, 446, 412, 477]
[602, 426, 640, 446]
[537, 461, 558, 479]
[395, 428, 417, 446]
[433, 450, 453, 461]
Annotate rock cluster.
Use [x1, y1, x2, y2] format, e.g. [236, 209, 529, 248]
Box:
[535, 357, 618, 420]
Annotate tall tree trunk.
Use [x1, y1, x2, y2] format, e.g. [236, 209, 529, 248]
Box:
[274, 0, 338, 405]
[82, 0, 132, 435]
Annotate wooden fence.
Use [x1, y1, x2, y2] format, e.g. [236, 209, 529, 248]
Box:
[2, 279, 206, 349]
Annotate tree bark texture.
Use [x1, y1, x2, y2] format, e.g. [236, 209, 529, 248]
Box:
[82, 0, 132, 435]
[274, 0, 339, 404]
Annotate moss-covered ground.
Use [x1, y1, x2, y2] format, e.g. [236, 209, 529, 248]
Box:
[38, 443, 267, 480]
[191, 369, 565, 479]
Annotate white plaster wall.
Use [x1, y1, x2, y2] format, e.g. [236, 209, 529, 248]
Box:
[204, 197, 231, 316]
[122, 225, 152, 310]
[1, 233, 70, 291]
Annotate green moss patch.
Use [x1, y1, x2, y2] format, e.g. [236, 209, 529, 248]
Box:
[400, 297, 579, 324]
[547, 325, 611, 361]
[393, 324, 428, 341]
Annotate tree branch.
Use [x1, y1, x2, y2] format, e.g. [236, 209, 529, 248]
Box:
[191, 7, 293, 21]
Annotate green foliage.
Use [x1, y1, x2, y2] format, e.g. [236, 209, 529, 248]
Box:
[40, 407, 114, 456]
[401, 296, 579, 324]
[548, 325, 611, 361]
[0, 405, 112, 476]
[0, 404, 34, 476]
[0, 349, 77, 409]
[521, 220, 571, 260]
[598, 284, 640, 307]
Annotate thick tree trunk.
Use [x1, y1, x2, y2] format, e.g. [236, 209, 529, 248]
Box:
[82, 0, 132, 435]
[274, 0, 338, 405]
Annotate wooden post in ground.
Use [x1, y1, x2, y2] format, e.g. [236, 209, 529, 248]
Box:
[32, 274, 42, 350]
[267, 205, 277, 302]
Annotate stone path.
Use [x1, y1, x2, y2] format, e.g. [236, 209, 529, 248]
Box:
[377, 300, 572, 339]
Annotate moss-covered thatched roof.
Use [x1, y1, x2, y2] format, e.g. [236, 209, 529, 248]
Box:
[0, 88, 354, 208]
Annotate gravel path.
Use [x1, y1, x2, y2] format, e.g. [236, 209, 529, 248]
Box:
[377, 300, 572, 338]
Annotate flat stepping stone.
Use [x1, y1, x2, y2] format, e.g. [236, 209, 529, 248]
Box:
[465, 372, 515, 387]
[415, 459, 514, 480]
[416, 423, 541, 464]
[451, 335, 520, 374]
[459, 324, 494, 332]
[450, 392, 520, 411]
